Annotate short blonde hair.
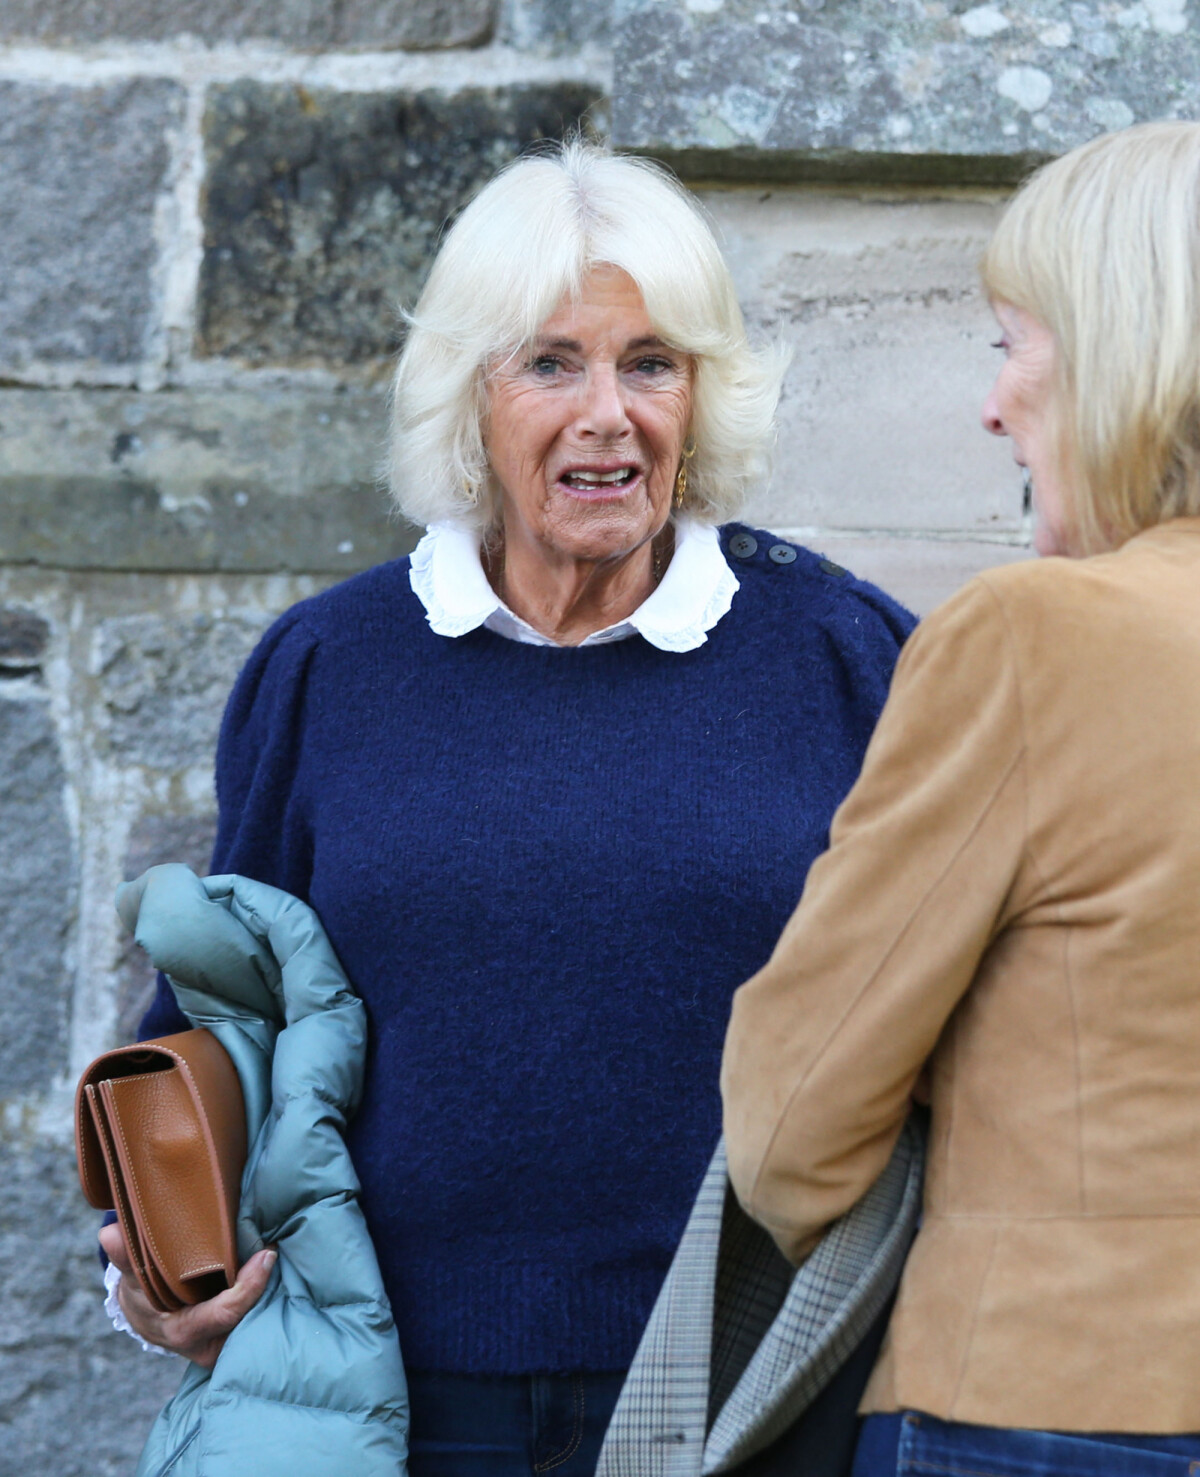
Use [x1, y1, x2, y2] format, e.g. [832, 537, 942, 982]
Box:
[389, 141, 786, 531]
[982, 121, 1200, 553]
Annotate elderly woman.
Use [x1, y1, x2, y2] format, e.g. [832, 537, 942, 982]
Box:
[101, 142, 914, 1475]
[722, 120, 1200, 1477]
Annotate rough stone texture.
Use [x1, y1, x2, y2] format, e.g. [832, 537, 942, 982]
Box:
[613, 0, 1200, 181]
[117, 813, 218, 1039]
[0, 608, 49, 675]
[0, 81, 183, 372]
[501, 0, 615, 52]
[0, 698, 73, 1095]
[0, 0, 495, 49]
[0, 390, 416, 573]
[198, 81, 604, 365]
[93, 611, 272, 770]
[702, 188, 1021, 533]
[0, 1136, 182, 1477]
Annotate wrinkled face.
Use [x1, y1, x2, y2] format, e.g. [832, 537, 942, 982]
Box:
[981, 301, 1072, 557]
[485, 265, 694, 564]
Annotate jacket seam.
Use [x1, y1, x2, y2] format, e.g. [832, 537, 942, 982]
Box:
[747, 743, 1024, 1220]
[915, 1209, 1200, 1220]
[947, 1221, 1000, 1418]
[977, 573, 1087, 1215]
[202, 1387, 407, 1422]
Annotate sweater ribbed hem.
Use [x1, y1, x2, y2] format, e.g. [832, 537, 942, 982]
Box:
[394, 1258, 668, 1374]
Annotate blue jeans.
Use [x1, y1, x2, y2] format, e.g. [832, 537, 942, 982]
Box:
[854, 1411, 1200, 1477]
[405, 1370, 626, 1476]
[405, 1299, 892, 1477]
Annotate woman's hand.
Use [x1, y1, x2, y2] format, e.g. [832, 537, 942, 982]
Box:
[98, 1223, 276, 1369]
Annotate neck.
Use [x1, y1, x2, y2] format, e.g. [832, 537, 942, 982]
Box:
[489, 522, 674, 647]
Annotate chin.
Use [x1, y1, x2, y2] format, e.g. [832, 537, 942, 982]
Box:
[547, 499, 661, 560]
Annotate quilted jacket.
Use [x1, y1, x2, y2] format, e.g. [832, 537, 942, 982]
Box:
[115, 864, 410, 1477]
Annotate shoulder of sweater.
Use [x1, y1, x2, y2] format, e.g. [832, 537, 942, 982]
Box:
[262, 557, 417, 647]
[225, 559, 418, 713]
[720, 522, 918, 647]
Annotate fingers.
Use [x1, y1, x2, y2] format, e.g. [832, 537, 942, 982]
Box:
[102, 1242, 278, 1369]
[199, 1249, 278, 1335]
[98, 1222, 133, 1275]
[167, 1249, 277, 1366]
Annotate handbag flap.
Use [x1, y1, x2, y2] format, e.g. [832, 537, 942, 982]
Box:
[75, 1028, 247, 1307]
[102, 1069, 233, 1289]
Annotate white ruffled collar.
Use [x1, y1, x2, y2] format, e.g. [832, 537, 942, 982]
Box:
[408, 518, 739, 652]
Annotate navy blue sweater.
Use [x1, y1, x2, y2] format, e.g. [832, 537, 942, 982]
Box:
[141, 526, 914, 1374]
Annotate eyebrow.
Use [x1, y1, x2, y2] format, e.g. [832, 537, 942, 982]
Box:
[532, 334, 675, 353]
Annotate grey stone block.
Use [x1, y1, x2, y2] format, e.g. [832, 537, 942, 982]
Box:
[758, 291, 1023, 533]
[0, 0, 495, 48]
[94, 612, 271, 771]
[0, 389, 418, 573]
[501, 0, 614, 52]
[0, 699, 73, 1095]
[198, 81, 604, 365]
[0, 81, 183, 371]
[704, 187, 1020, 534]
[0, 1136, 181, 1476]
[613, 0, 1200, 182]
[118, 814, 218, 1039]
[0, 608, 49, 673]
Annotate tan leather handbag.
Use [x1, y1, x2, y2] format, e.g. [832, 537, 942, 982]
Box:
[75, 1028, 247, 1313]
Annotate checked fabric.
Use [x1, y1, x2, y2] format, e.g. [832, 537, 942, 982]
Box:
[596, 1117, 924, 1477]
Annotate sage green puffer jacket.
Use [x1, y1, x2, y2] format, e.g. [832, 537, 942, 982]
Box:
[115, 864, 409, 1477]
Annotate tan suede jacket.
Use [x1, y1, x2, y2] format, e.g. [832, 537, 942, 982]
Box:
[722, 519, 1200, 1433]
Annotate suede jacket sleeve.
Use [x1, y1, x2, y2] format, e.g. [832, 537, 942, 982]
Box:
[721, 576, 1029, 1263]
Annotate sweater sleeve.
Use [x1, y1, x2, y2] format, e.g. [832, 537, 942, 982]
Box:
[721, 577, 1027, 1262]
[135, 605, 320, 1042]
[209, 606, 319, 892]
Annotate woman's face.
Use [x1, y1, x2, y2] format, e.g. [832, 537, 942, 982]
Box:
[981, 301, 1072, 557]
[485, 264, 693, 565]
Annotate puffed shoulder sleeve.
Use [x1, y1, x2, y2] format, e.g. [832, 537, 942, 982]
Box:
[135, 606, 319, 1041]
[722, 576, 1026, 1262]
[815, 568, 919, 736]
[209, 605, 320, 896]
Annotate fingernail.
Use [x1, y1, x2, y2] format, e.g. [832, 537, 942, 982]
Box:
[261, 1249, 278, 1269]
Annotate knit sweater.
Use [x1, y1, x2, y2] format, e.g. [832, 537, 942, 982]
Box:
[140, 524, 915, 1375]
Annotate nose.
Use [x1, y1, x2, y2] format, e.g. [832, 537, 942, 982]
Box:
[578, 362, 632, 439]
[981, 379, 1005, 438]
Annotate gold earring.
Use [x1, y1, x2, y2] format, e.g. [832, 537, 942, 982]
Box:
[673, 461, 687, 510]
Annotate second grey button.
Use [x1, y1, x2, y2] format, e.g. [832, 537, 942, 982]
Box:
[729, 533, 758, 559]
[768, 543, 797, 565]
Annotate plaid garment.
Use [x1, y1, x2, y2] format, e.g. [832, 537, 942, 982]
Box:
[596, 1117, 924, 1477]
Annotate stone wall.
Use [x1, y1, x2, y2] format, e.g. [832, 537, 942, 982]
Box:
[1, 1, 1194, 1469]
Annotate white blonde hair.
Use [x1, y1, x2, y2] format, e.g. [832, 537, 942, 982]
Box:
[982, 121, 1200, 553]
[388, 141, 786, 530]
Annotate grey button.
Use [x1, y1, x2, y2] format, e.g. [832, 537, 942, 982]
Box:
[818, 557, 848, 578]
[728, 533, 758, 560]
[768, 543, 797, 565]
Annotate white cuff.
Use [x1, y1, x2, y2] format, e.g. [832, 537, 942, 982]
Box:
[103, 1263, 170, 1356]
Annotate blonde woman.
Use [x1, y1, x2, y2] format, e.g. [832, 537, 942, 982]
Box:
[722, 120, 1200, 1477]
[103, 142, 917, 1476]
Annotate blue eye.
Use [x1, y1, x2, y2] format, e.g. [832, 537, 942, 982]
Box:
[633, 356, 673, 375]
[529, 355, 562, 375]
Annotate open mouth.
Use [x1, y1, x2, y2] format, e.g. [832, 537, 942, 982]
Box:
[559, 465, 640, 493]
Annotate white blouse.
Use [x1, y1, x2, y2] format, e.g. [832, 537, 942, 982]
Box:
[408, 516, 739, 651]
